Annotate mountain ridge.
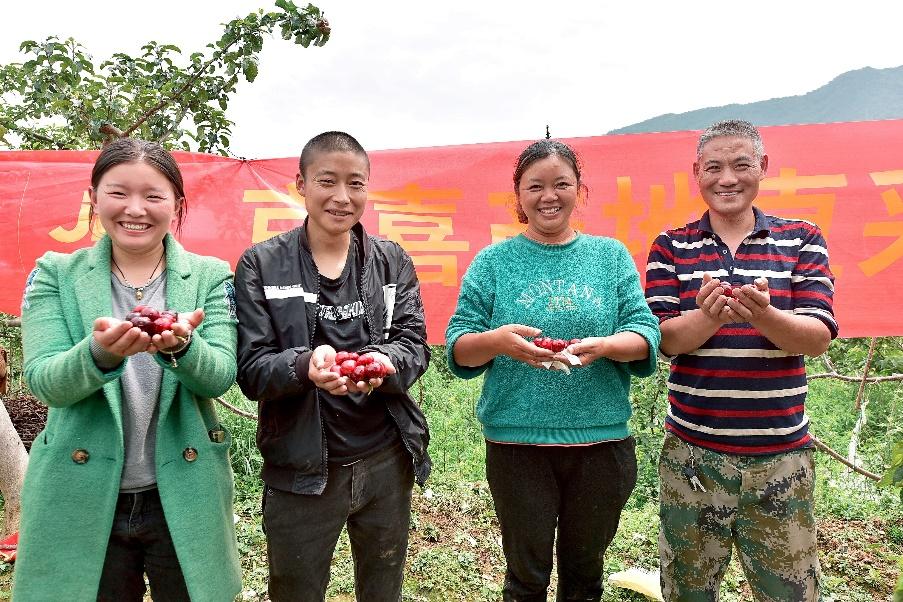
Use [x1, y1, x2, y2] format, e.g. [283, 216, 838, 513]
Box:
[608, 65, 903, 134]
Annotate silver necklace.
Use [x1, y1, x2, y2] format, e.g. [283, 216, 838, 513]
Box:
[111, 250, 165, 300]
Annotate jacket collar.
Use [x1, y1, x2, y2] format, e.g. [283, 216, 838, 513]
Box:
[297, 217, 370, 265]
[76, 234, 192, 324]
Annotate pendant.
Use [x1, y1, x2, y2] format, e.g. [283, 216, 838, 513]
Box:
[135, 288, 144, 301]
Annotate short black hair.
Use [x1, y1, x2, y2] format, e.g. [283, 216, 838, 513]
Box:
[299, 131, 370, 177]
[697, 120, 765, 160]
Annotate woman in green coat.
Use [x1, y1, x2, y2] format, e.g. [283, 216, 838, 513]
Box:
[14, 139, 241, 601]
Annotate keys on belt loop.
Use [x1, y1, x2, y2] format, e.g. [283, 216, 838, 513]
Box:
[682, 442, 707, 493]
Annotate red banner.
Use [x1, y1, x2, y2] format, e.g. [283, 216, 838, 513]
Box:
[3, 120, 902, 340]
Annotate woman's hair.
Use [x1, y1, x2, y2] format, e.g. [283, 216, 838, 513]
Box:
[90, 138, 188, 235]
[299, 131, 370, 178]
[512, 140, 584, 224]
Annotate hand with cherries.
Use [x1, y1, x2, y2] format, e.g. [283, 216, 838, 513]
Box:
[92, 305, 199, 358]
[310, 347, 395, 395]
[128, 305, 200, 354]
[528, 334, 582, 373]
[531, 336, 581, 353]
[696, 274, 742, 325]
[721, 277, 770, 322]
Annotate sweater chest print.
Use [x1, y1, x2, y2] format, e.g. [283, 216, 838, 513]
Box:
[515, 279, 603, 312]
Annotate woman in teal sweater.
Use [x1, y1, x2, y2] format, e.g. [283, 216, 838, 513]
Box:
[446, 140, 661, 601]
[14, 139, 240, 601]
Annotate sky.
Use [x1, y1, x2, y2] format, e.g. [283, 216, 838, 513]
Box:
[3, 0, 903, 158]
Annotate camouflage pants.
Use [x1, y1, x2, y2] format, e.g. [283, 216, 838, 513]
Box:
[658, 433, 821, 601]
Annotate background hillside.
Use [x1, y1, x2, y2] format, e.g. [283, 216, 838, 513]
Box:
[609, 65, 903, 134]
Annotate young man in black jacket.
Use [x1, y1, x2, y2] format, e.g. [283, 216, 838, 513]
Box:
[234, 131, 431, 601]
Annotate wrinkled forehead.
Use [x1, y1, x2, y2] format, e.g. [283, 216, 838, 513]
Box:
[697, 135, 759, 162]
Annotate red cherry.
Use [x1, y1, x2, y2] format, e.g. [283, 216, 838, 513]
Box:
[152, 317, 174, 335]
[356, 354, 375, 365]
[335, 351, 351, 364]
[551, 339, 566, 352]
[133, 317, 155, 335]
[133, 305, 148, 313]
[533, 337, 547, 349]
[329, 364, 343, 375]
[348, 352, 360, 361]
[351, 364, 368, 381]
[139, 306, 160, 320]
[340, 359, 357, 376]
[365, 362, 386, 379]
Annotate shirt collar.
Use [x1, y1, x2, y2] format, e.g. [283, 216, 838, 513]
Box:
[698, 206, 771, 236]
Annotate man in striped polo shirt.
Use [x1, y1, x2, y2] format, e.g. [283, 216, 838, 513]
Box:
[645, 120, 837, 601]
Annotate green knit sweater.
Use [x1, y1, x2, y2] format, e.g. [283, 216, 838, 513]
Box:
[445, 234, 661, 444]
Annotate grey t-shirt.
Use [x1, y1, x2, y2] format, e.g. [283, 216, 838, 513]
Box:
[100, 271, 166, 492]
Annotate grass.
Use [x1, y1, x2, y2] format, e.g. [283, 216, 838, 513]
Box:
[2, 348, 902, 600]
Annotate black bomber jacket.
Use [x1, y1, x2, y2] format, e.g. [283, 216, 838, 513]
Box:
[234, 221, 431, 494]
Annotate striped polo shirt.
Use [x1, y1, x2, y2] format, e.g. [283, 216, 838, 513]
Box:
[645, 207, 838, 455]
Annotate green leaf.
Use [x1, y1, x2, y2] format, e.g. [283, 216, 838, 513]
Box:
[242, 58, 258, 82]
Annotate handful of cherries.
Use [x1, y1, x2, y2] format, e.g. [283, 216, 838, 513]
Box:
[329, 351, 388, 381]
[531, 336, 581, 353]
[125, 305, 180, 336]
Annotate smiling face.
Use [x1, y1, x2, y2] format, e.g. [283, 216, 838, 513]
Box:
[90, 160, 179, 258]
[297, 150, 370, 240]
[694, 135, 768, 221]
[516, 155, 579, 243]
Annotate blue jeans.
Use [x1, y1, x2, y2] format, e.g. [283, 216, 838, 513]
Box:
[486, 438, 638, 602]
[263, 443, 415, 601]
[97, 488, 189, 601]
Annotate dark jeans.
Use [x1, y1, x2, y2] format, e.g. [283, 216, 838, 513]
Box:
[486, 438, 638, 602]
[97, 488, 189, 602]
[263, 443, 415, 601]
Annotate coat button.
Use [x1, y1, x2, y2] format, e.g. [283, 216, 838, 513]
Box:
[71, 449, 90, 464]
[183, 447, 198, 462]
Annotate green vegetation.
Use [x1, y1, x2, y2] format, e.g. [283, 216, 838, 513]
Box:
[0, 0, 329, 153]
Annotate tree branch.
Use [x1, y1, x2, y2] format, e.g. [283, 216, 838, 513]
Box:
[0, 120, 58, 146]
[214, 396, 257, 420]
[98, 122, 123, 139]
[156, 102, 190, 145]
[810, 435, 881, 481]
[122, 50, 224, 137]
[807, 373, 903, 383]
[854, 337, 878, 410]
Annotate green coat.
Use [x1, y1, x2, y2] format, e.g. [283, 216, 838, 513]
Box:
[14, 235, 241, 602]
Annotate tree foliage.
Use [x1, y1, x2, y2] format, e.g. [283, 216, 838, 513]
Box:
[0, 0, 330, 154]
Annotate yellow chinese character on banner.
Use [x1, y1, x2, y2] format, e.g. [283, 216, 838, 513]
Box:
[49, 191, 105, 243]
[488, 192, 526, 243]
[758, 167, 846, 236]
[371, 184, 469, 286]
[603, 173, 706, 256]
[859, 170, 903, 277]
[242, 183, 306, 243]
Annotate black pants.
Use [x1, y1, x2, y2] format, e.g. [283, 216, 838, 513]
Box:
[486, 438, 637, 602]
[263, 443, 415, 601]
[97, 488, 189, 602]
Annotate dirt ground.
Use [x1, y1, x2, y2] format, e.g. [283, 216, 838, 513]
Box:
[3, 394, 46, 451]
